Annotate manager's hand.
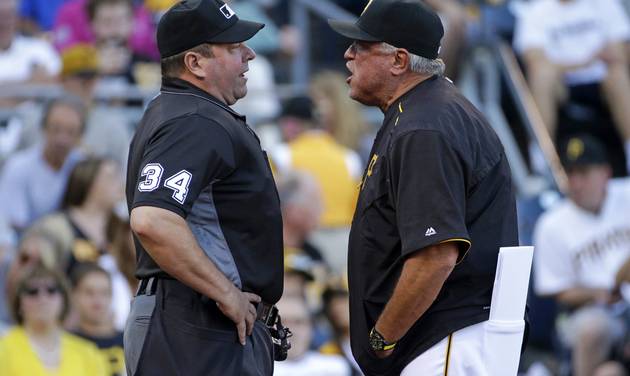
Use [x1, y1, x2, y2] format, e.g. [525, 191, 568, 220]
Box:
[217, 287, 261, 345]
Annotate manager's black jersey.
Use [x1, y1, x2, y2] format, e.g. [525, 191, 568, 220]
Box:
[126, 78, 284, 304]
[348, 76, 518, 375]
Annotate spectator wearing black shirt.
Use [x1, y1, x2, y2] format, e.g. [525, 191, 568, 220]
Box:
[72, 263, 125, 376]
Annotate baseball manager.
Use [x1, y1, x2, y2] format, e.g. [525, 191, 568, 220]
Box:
[329, 0, 519, 375]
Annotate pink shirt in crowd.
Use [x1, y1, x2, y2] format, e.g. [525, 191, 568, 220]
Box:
[53, 0, 159, 60]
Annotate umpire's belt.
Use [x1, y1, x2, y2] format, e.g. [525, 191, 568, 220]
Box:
[256, 301, 278, 328]
[138, 278, 278, 327]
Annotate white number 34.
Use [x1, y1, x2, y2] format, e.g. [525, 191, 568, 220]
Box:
[138, 163, 192, 204]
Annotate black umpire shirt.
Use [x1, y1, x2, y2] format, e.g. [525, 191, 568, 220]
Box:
[348, 76, 518, 375]
[126, 78, 284, 304]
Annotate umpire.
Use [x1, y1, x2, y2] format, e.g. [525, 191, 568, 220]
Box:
[124, 0, 283, 375]
[329, 1, 519, 375]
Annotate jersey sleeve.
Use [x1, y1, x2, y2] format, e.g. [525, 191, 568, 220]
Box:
[389, 130, 471, 260]
[131, 115, 236, 217]
[533, 215, 576, 296]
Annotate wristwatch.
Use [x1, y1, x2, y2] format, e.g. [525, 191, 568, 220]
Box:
[369, 327, 397, 351]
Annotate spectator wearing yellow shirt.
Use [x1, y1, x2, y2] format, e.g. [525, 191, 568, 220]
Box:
[272, 96, 362, 274]
[0, 265, 106, 376]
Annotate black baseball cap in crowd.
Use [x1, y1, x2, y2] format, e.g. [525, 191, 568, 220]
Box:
[281, 96, 314, 121]
[559, 134, 609, 169]
[328, 0, 444, 59]
[157, 0, 264, 58]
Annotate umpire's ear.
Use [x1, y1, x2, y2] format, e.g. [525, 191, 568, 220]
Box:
[184, 50, 211, 79]
[390, 48, 411, 76]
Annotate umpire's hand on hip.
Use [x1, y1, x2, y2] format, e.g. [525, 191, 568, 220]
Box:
[216, 287, 261, 345]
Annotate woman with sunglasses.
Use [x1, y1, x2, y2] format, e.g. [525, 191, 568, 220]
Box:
[0, 264, 106, 375]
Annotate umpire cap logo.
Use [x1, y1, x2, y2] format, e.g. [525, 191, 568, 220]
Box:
[220, 4, 235, 19]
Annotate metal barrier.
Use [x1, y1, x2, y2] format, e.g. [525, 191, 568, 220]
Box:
[495, 42, 568, 194]
[459, 46, 548, 197]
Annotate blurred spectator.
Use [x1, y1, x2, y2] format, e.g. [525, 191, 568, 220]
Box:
[283, 252, 316, 299]
[0, 96, 85, 233]
[310, 71, 370, 155]
[278, 171, 325, 264]
[18, 0, 68, 35]
[102, 209, 135, 330]
[274, 295, 351, 376]
[31, 157, 123, 276]
[0, 265, 106, 375]
[53, 0, 159, 63]
[425, 0, 469, 80]
[271, 96, 361, 273]
[71, 263, 125, 376]
[0, 0, 60, 84]
[533, 134, 630, 376]
[514, 0, 630, 172]
[320, 283, 363, 375]
[3, 226, 68, 329]
[143, 0, 176, 13]
[61, 45, 133, 166]
[17, 45, 134, 168]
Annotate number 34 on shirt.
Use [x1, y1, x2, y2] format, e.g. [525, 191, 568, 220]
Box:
[137, 163, 192, 204]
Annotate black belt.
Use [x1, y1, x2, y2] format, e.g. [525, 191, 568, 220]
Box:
[138, 278, 278, 327]
[256, 301, 278, 327]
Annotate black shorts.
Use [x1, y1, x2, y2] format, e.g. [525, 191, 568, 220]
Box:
[124, 278, 274, 376]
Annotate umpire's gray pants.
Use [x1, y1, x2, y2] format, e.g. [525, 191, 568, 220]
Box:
[124, 278, 274, 376]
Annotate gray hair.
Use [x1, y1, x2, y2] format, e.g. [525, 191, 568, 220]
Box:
[381, 43, 445, 76]
[277, 171, 319, 208]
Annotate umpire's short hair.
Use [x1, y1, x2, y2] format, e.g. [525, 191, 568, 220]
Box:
[41, 95, 87, 134]
[161, 43, 214, 78]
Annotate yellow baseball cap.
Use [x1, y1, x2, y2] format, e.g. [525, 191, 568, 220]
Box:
[61, 44, 99, 78]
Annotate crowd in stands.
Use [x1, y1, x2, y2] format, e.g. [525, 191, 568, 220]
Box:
[1, 0, 630, 375]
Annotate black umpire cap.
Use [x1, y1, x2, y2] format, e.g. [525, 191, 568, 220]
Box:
[328, 0, 444, 60]
[157, 0, 265, 58]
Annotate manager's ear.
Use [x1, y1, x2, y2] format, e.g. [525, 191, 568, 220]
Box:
[390, 48, 411, 76]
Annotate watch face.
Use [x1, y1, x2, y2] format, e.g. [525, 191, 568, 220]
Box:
[369, 330, 384, 351]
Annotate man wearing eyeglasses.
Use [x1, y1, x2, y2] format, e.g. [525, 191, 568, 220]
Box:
[329, 1, 519, 375]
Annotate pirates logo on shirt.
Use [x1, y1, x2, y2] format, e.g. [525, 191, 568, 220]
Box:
[361, 154, 379, 190]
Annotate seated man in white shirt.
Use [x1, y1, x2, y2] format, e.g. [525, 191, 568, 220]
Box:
[0, 0, 60, 84]
[274, 295, 350, 376]
[534, 134, 630, 376]
[0, 96, 84, 233]
[514, 0, 630, 172]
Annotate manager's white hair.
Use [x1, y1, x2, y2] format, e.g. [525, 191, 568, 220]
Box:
[381, 42, 445, 77]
